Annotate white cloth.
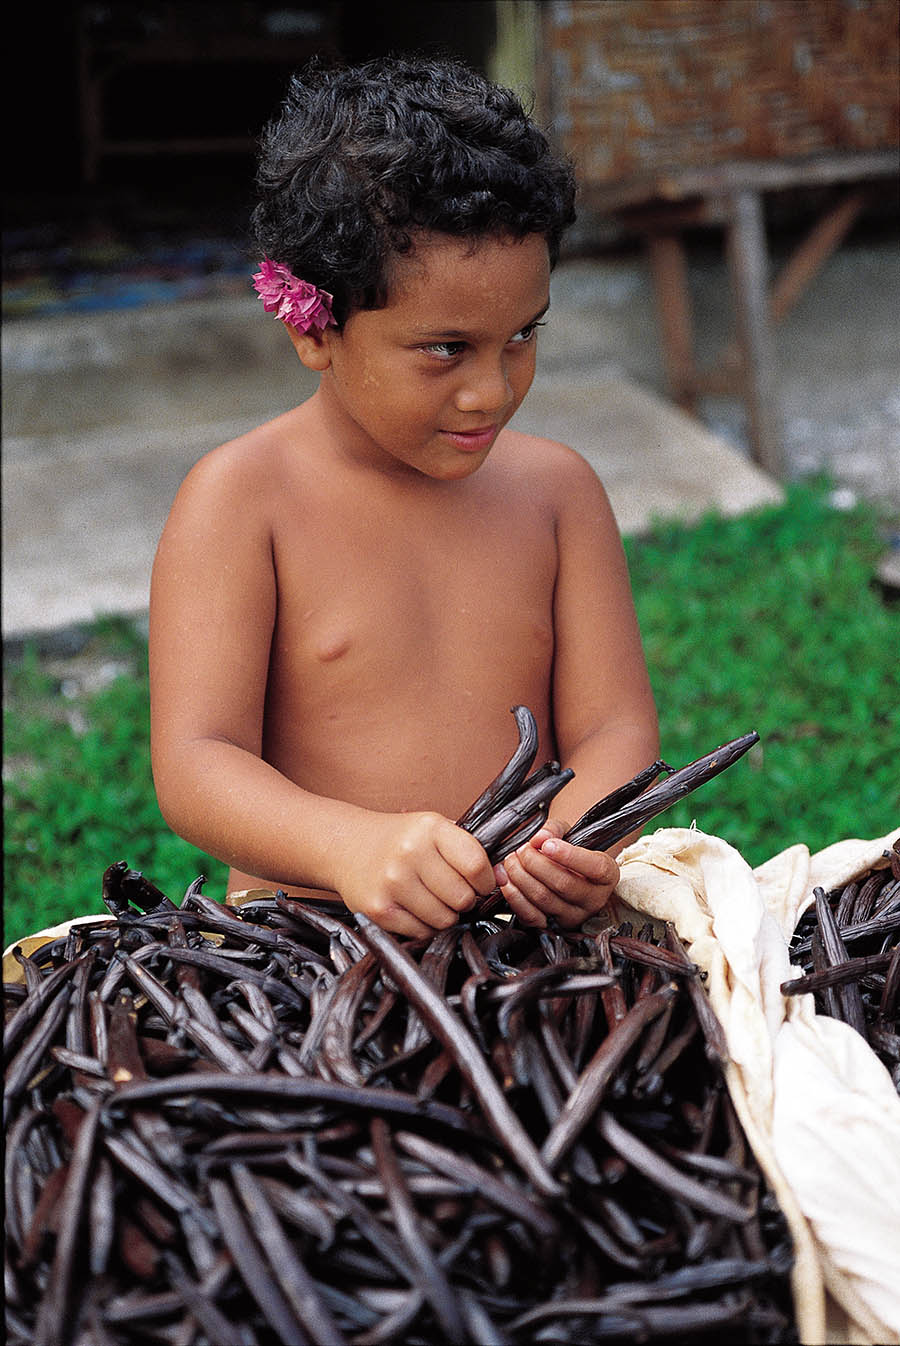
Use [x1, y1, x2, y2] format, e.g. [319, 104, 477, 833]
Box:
[614, 826, 900, 1345]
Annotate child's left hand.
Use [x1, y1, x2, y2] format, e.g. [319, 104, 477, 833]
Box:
[493, 820, 618, 928]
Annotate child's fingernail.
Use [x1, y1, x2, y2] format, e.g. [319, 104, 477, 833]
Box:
[494, 864, 508, 886]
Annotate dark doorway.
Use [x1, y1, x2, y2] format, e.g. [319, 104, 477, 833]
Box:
[3, 3, 498, 316]
[339, 1, 496, 70]
[6, 4, 496, 216]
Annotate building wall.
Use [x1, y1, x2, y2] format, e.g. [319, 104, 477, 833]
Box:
[541, 0, 900, 187]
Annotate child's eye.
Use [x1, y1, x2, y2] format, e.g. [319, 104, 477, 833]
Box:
[421, 319, 546, 361]
[423, 341, 466, 360]
[509, 320, 547, 345]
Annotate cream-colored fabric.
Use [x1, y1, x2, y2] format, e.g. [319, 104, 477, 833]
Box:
[615, 826, 900, 1346]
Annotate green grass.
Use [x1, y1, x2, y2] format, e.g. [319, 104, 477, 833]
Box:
[624, 481, 899, 863]
[3, 616, 228, 946]
[4, 481, 899, 947]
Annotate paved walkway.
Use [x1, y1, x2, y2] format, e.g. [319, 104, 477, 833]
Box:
[5, 240, 897, 639]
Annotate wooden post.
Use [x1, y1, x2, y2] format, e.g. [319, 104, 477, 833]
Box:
[725, 188, 784, 477]
[647, 233, 699, 414]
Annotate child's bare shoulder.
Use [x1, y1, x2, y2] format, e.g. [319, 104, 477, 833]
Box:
[494, 427, 613, 506]
[166, 405, 311, 534]
[182, 407, 302, 495]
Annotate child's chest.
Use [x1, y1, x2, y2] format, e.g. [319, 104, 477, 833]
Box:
[268, 478, 558, 697]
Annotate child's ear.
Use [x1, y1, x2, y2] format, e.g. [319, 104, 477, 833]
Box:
[283, 322, 334, 371]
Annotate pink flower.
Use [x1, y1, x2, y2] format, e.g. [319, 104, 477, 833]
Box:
[252, 258, 335, 332]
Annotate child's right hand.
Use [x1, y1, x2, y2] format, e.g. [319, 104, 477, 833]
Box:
[332, 811, 496, 937]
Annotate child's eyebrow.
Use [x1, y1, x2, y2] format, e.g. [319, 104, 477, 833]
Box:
[413, 299, 551, 341]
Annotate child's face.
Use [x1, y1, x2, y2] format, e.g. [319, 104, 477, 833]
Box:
[308, 231, 551, 480]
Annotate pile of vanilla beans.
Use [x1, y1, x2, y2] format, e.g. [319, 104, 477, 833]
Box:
[5, 722, 803, 1345]
[783, 837, 900, 1086]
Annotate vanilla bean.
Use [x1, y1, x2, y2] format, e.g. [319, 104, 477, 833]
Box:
[31, 1099, 100, 1346]
[355, 914, 563, 1200]
[456, 704, 539, 831]
[209, 1176, 309, 1344]
[541, 986, 677, 1171]
[370, 1118, 466, 1343]
[814, 887, 869, 1036]
[561, 759, 671, 838]
[7, 785, 804, 1340]
[781, 953, 895, 996]
[565, 732, 759, 851]
[230, 1163, 347, 1346]
[469, 764, 575, 863]
[597, 1113, 752, 1224]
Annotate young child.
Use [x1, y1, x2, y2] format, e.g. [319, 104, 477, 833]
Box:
[149, 56, 659, 937]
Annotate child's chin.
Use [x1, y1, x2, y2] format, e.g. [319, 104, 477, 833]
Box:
[430, 455, 490, 481]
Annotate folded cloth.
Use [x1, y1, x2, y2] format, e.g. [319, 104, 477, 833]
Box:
[613, 826, 900, 1346]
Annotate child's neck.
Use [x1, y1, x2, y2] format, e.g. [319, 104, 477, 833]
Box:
[309, 382, 467, 490]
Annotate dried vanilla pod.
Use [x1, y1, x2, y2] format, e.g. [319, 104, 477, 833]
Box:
[6, 716, 803, 1344]
[461, 713, 757, 919]
[564, 732, 759, 851]
[457, 707, 575, 863]
[785, 843, 900, 1085]
[456, 705, 539, 832]
[6, 884, 796, 1343]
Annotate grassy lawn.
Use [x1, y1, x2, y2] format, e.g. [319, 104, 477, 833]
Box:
[623, 482, 898, 863]
[3, 615, 229, 947]
[4, 480, 898, 947]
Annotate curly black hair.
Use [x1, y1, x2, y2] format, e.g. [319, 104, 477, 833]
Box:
[251, 55, 577, 326]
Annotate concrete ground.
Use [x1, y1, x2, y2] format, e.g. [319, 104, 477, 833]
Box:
[3, 235, 899, 640]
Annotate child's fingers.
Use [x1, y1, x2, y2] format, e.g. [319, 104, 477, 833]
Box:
[534, 836, 619, 887]
[500, 846, 579, 904]
[496, 873, 550, 928]
[435, 822, 498, 897]
[499, 870, 590, 929]
[501, 856, 582, 921]
[416, 850, 480, 913]
[360, 897, 439, 938]
[367, 880, 460, 934]
[502, 838, 618, 922]
[384, 909, 439, 938]
[498, 852, 579, 920]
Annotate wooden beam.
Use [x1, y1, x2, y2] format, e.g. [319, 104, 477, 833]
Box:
[769, 189, 869, 325]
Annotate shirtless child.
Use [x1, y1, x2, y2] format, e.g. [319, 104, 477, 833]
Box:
[149, 56, 659, 936]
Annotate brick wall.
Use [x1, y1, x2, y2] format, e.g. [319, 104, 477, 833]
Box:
[541, 0, 900, 186]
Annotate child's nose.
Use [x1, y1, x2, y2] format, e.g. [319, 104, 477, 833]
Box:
[455, 357, 512, 415]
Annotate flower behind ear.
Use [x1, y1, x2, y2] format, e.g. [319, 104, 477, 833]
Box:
[252, 258, 336, 332]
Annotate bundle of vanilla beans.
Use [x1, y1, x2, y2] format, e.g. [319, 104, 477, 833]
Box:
[6, 722, 803, 1346]
[783, 837, 900, 1086]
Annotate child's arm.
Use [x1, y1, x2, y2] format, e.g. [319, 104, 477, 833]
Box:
[495, 448, 659, 927]
[149, 444, 496, 938]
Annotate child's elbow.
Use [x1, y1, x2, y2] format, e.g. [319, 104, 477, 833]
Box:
[153, 778, 189, 842]
[150, 751, 198, 846]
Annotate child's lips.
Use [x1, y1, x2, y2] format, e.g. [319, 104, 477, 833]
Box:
[440, 424, 499, 452]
